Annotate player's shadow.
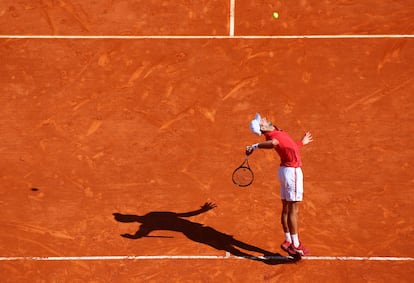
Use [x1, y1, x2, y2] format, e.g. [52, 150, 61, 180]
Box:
[113, 202, 298, 265]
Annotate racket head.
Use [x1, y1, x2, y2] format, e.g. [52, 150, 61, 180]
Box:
[232, 162, 254, 187]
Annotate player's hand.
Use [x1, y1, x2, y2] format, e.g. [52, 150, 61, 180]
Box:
[245, 146, 254, 156]
[302, 132, 313, 145]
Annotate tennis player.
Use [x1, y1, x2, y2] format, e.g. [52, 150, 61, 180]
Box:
[246, 113, 313, 256]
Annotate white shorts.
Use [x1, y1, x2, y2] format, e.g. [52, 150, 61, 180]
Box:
[278, 166, 304, 202]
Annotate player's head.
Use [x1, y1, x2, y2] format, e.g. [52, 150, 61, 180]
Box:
[250, 113, 274, 135]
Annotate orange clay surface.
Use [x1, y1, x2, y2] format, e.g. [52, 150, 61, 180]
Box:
[1, 1, 414, 282]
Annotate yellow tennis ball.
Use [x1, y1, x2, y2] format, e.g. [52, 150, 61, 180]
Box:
[272, 12, 279, 19]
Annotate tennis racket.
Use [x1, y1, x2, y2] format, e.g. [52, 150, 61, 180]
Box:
[232, 156, 254, 187]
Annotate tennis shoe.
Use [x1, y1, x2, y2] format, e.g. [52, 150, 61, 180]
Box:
[280, 240, 291, 253]
[287, 242, 310, 256]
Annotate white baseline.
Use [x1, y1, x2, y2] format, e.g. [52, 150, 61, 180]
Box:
[0, 34, 414, 40]
[0, 255, 413, 261]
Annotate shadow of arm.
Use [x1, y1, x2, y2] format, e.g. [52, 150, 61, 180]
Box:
[176, 202, 217, 217]
[121, 225, 151, 239]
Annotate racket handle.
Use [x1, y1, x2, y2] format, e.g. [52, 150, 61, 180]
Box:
[246, 143, 259, 150]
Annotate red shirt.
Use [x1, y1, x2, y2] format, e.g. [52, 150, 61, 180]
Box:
[264, 130, 303, 167]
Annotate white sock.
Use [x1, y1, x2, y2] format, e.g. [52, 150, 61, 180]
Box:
[291, 234, 300, 247]
[284, 232, 292, 243]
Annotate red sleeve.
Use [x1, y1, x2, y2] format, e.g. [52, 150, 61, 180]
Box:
[297, 141, 304, 147]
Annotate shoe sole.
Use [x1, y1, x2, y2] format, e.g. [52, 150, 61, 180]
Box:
[286, 247, 310, 257]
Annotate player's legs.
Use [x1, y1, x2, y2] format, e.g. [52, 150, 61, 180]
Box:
[278, 166, 302, 235]
[279, 168, 291, 251]
[280, 200, 299, 242]
[280, 199, 292, 252]
[287, 201, 299, 235]
[284, 200, 310, 255]
[278, 167, 309, 255]
[281, 200, 289, 233]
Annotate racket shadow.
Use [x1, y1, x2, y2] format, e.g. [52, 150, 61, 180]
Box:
[113, 203, 296, 265]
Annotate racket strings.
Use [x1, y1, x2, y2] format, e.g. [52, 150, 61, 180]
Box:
[232, 167, 253, 186]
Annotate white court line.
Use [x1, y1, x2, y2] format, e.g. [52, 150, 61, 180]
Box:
[0, 255, 413, 261]
[304, 256, 414, 261]
[229, 0, 235, 37]
[0, 34, 414, 40]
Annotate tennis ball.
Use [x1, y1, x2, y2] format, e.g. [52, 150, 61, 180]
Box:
[272, 12, 279, 19]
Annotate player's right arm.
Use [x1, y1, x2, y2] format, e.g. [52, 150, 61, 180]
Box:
[246, 139, 278, 155]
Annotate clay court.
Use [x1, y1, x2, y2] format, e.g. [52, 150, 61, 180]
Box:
[1, 0, 414, 282]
